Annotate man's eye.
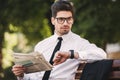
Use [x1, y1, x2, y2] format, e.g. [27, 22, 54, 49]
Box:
[67, 17, 72, 20]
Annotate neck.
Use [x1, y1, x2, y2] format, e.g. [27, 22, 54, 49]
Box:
[54, 31, 70, 36]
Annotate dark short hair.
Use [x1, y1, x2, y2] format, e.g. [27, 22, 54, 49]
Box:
[51, 0, 74, 18]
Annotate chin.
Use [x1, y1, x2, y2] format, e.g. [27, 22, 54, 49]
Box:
[62, 30, 69, 35]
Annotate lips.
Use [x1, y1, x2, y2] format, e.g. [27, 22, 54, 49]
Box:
[62, 28, 69, 30]
[61, 26, 69, 29]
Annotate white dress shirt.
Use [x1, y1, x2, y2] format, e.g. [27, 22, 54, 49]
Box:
[20, 31, 106, 80]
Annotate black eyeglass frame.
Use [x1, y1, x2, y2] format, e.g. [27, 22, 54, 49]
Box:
[55, 16, 73, 24]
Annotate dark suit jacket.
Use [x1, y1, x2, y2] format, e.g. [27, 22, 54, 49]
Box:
[80, 60, 113, 80]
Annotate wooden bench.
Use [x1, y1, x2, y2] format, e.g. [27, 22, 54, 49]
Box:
[75, 59, 120, 80]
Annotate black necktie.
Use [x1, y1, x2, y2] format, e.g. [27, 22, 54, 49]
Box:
[42, 37, 63, 80]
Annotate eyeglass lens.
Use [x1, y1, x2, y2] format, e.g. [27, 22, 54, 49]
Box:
[56, 17, 73, 24]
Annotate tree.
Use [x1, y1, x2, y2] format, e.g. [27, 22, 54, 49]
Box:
[72, 0, 120, 50]
[0, 0, 53, 79]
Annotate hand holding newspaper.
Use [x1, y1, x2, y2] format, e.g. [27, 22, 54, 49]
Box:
[13, 52, 53, 73]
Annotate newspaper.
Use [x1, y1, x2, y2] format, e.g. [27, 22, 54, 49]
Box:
[13, 52, 53, 73]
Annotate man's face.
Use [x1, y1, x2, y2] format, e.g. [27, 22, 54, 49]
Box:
[51, 11, 74, 36]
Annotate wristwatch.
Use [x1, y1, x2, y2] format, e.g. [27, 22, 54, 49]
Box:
[69, 50, 74, 59]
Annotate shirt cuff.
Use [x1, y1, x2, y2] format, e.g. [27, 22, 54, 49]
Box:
[77, 51, 87, 60]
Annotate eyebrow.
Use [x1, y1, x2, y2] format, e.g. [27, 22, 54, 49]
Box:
[56, 16, 73, 18]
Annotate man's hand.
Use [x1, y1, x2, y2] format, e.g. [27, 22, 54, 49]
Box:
[53, 51, 79, 65]
[53, 51, 70, 65]
[12, 65, 26, 77]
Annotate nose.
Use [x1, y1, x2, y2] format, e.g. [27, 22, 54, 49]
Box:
[63, 20, 68, 25]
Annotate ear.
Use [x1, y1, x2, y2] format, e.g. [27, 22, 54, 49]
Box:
[72, 19, 74, 24]
[51, 17, 55, 25]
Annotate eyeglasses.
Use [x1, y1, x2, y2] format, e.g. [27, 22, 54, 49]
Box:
[55, 17, 73, 24]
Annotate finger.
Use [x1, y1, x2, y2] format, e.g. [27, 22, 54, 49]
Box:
[54, 51, 60, 58]
[12, 65, 22, 69]
[56, 57, 67, 64]
[53, 60, 62, 65]
[12, 65, 26, 76]
[53, 61, 60, 66]
[60, 58, 66, 63]
[53, 57, 65, 65]
[53, 58, 61, 65]
[53, 55, 61, 62]
[12, 67, 26, 72]
[13, 69, 25, 76]
[12, 65, 25, 71]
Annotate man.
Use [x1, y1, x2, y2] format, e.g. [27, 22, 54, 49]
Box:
[12, 0, 106, 80]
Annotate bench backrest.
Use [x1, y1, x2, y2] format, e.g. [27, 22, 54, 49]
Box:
[75, 59, 120, 80]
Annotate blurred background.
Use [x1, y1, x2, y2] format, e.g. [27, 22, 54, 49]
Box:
[0, 0, 120, 79]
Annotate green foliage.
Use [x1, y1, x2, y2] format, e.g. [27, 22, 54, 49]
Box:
[72, 0, 120, 49]
[0, 0, 53, 79]
[0, 0, 53, 42]
[3, 65, 17, 80]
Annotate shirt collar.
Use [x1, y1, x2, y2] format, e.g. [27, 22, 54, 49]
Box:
[53, 31, 72, 42]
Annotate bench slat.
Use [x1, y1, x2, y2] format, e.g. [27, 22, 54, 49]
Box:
[112, 59, 120, 67]
[109, 71, 120, 79]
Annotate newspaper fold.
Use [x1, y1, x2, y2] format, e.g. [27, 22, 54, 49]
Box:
[13, 52, 53, 73]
